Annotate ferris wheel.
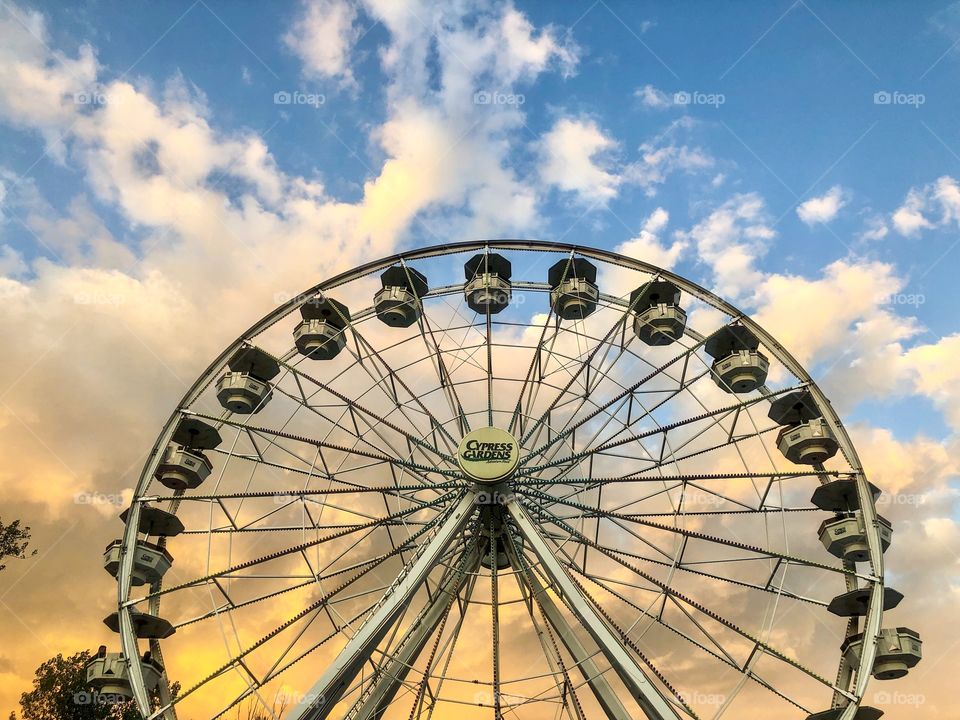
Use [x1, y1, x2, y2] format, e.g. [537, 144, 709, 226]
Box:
[91, 240, 921, 720]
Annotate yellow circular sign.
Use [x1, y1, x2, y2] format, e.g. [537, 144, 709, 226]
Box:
[457, 426, 520, 484]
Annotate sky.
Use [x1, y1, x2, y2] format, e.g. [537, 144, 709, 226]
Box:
[0, 0, 959, 718]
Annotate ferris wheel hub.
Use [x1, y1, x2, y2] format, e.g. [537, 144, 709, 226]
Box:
[457, 426, 520, 484]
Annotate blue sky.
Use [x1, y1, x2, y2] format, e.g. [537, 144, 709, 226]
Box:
[4, 1, 959, 435]
[1, 1, 959, 717]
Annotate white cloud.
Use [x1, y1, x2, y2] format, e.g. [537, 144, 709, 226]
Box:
[892, 187, 934, 236]
[750, 259, 922, 410]
[538, 117, 621, 204]
[678, 192, 774, 299]
[858, 215, 889, 241]
[356, 0, 576, 236]
[0, 4, 98, 161]
[537, 115, 715, 204]
[4, 3, 960, 716]
[497, 7, 578, 80]
[636, 83, 672, 109]
[624, 118, 714, 196]
[283, 0, 360, 84]
[891, 175, 960, 236]
[0, 0, 581, 520]
[0, 5, 586, 708]
[902, 334, 960, 433]
[617, 207, 687, 270]
[796, 185, 847, 225]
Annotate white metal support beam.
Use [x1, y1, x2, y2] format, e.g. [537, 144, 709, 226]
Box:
[504, 496, 683, 720]
[346, 543, 482, 720]
[290, 492, 478, 720]
[502, 537, 633, 720]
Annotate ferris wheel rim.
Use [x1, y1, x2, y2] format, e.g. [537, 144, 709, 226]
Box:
[114, 239, 886, 720]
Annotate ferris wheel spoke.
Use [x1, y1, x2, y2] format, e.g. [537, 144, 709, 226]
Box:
[343, 320, 462, 453]
[527, 501, 853, 695]
[522, 384, 804, 475]
[571, 565, 817, 715]
[234, 388, 452, 497]
[519, 321, 654, 469]
[521, 368, 675, 482]
[410, 289, 476, 438]
[524, 415, 779, 510]
[519, 330, 710, 467]
[168, 499, 471, 714]
[135, 491, 457, 604]
[513, 572, 591, 720]
[270, 362, 454, 469]
[485, 306, 495, 427]
[279, 351, 453, 459]
[186, 411, 464, 480]
[520, 486, 853, 577]
[256, 533, 479, 711]
[153, 481, 458, 505]
[517, 488, 677, 563]
[563, 570, 698, 719]
[544, 476, 765, 519]
[603, 506, 820, 520]
[487, 512, 504, 719]
[191, 597, 379, 720]
[171, 528, 423, 631]
[516, 292, 639, 452]
[508, 289, 560, 439]
[410, 557, 482, 720]
[519, 470, 836, 487]
[543, 523, 829, 608]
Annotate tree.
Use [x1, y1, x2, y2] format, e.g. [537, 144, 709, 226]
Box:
[18, 650, 108, 720]
[16, 650, 178, 720]
[0, 518, 35, 571]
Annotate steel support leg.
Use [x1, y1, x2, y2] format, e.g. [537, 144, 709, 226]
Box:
[290, 492, 478, 720]
[504, 496, 682, 720]
[502, 537, 633, 720]
[345, 544, 482, 720]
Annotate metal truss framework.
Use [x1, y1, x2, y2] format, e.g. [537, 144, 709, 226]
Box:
[113, 241, 887, 720]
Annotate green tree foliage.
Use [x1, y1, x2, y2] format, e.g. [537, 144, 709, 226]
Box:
[0, 518, 35, 571]
[15, 650, 178, 720]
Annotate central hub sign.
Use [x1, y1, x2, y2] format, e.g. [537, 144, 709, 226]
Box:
[457, 426, 520, 484]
